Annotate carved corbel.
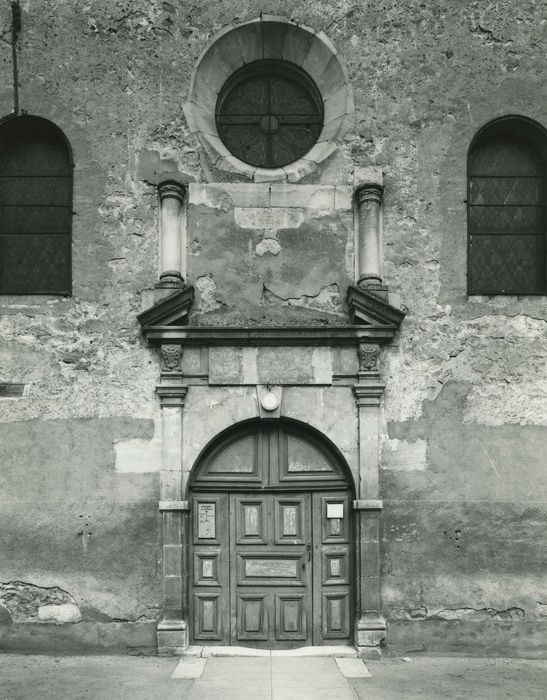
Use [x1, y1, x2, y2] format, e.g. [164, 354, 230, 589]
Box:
[160, 343, 184, 382]
[359, 343, 381, 373]
[354, 342, 384, 405]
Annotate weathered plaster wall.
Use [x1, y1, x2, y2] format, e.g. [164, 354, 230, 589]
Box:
[187, 183, 354, 324]
[0, 0, 545, 654]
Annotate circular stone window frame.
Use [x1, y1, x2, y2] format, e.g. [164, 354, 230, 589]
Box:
[184, 16, 355, 183]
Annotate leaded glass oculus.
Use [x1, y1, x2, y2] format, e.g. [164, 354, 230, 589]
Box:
[215, 60, 324, 169]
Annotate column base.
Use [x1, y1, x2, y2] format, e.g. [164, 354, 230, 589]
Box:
[357, 277, 389, 302]
[157, 619, 188, 656]
[156, 271, 185, 288]
[354, 615, 386, 659]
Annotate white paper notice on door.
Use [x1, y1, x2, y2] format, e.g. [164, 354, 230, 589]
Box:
[327, 503, 344, 519]
[198, 503, 216, 538]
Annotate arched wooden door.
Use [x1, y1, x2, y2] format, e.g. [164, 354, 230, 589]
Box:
[189, 420, 354, 648]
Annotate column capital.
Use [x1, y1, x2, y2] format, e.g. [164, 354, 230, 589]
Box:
[156, 384, 188, 407]
[353, 382, 385, 406]
[159, 500, 190, 512]
[353, 499, 383, 510]
[355, 182, 383, 206]
[157, 180, 187, 204]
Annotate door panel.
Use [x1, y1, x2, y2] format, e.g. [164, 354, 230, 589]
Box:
[237, 594, 268, 640]
[234, 497, 268, 544]
[322, 591, 351, 639]
[191, 493, 230, 644]
[312, 493, 352, 645]
[319, 495, 350, 544]
[273, 496, 308, 544]
[193, 497, 223, 544]
[275, 593, 307, 641]
[230, 492, 312, 647]
[193, 592, 223, 640]
[237, 552, 306, 586]
[194, 550, 222, 586]
[322, 549, 350, 586]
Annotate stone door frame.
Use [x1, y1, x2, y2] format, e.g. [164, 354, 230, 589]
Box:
[142, 329, 395, 658]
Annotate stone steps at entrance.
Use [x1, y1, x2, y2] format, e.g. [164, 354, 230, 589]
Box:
[184, 645, 358, 657]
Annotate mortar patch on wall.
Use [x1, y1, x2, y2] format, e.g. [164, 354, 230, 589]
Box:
[114, 418, 162, 472]
[0, 581, 82, 625]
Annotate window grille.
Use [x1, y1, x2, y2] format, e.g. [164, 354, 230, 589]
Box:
[467, 117, 546, 295]
[216, 60, 324, 169]
[0, 115, 73, 295]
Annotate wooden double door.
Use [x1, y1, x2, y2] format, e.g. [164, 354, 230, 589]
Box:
[190, 489, 352, 647]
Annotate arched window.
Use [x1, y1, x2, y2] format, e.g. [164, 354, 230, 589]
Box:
[0, 115, 73, 294]
[467, 116, 547, 295]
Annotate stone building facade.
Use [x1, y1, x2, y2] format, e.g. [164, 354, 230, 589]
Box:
[0, 1, 545, 657]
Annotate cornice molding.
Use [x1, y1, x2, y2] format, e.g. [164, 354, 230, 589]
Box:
[140, 324, 399, 347]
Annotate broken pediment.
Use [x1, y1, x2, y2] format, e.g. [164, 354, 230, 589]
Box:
[137, 286, 195, 329]
[347, 284, 406, 328]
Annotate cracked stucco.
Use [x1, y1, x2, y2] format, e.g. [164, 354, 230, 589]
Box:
[390, 605, 525, 622]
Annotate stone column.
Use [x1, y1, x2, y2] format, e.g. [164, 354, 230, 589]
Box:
[157, 181, 187, 288]
[156, 343, 190, 655]
[353, 342, 386, 657]
[355, 183, 384, 289]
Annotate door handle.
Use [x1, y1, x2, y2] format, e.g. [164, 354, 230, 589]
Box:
[306, 543, 312, 561]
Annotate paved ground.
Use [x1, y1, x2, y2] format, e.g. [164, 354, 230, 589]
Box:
[0, 653, 546, 699]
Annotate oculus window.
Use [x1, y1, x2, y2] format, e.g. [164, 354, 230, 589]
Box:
[467, 116, 546, 295]
[216, 60, 324, 169]
[0, 115, 73, 295]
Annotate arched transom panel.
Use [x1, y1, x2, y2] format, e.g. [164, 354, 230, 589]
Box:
[190, 419, 353, 492]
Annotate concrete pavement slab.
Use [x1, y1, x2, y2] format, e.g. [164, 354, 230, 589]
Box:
[270, 657, 355, 699]
[200, 656, 271, 678]
[349, 657, 547, 700]
[336, 656, 372, 677]
[0, 653, 545, 699]
[0, 655, 190, 700]
[170, 657, 207, 678]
